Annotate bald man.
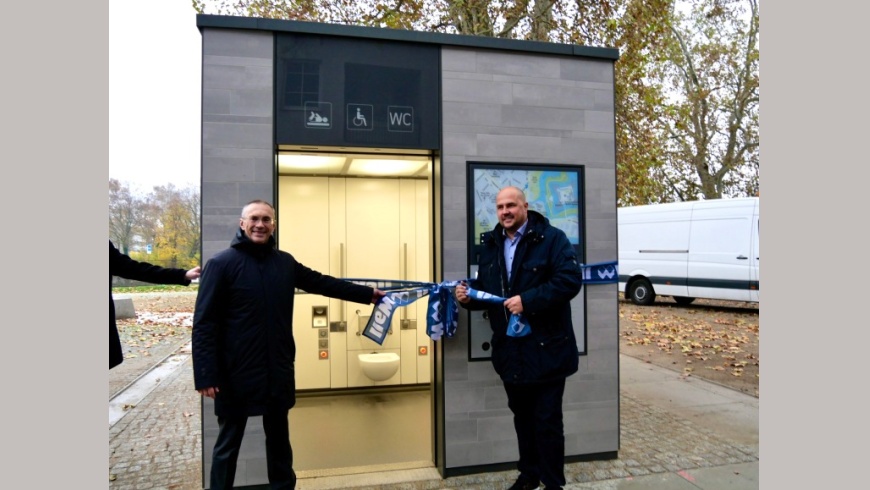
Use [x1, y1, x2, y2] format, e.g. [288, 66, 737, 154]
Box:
[455, 186, 583, 490]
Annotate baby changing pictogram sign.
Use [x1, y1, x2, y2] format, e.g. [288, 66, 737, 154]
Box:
[304, 101, 332, 129]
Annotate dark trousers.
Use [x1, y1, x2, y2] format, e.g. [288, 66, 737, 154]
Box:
[210, 408, 296, 489]
[504, 378, 567, 488]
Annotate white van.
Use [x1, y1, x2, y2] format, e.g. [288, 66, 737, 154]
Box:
[617, 197, 759, 305]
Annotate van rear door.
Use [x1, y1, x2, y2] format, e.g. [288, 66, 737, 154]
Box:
[750, 211, 759, 302]
[687, 201, 754, 302]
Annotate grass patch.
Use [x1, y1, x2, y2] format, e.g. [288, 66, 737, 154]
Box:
[112, 284, 199, 294]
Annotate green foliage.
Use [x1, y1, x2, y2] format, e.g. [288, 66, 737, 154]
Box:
[110, 180, 201, 270]
[112, 284, 199, 294]
[191, 0, 759, 205]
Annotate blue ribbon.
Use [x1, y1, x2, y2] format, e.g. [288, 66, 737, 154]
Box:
[345, 279, 464, 345]
[581, 261, 619, 284]
[362, 287, 430, 344]
[463, 287, 531, 337]
[344, 260, 618, 345]
[424, 281, 462, 342]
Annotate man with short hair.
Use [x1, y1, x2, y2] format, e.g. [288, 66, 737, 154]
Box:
[193, 199, 385, 489]
[455, 186, 583, 490]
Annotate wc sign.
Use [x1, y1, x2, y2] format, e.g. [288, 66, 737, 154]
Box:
[387, 106, 414, 132]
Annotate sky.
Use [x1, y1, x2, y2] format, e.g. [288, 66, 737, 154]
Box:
[109, 0, 202, 194]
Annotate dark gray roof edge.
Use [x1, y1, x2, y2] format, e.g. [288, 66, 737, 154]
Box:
[196, 14, 619, 61]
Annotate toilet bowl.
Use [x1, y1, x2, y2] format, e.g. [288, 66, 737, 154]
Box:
[358, 352, 400, 381]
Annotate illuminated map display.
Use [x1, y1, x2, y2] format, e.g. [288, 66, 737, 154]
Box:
[472, 167, 581, 245]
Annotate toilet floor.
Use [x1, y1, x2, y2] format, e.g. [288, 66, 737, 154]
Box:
[289, 388, 433, 471]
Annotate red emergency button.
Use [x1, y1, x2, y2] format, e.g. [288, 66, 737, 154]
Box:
[418, 346, 428, 355]
[319, 350, 329, 359]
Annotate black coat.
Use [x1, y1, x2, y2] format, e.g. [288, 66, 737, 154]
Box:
[462, 211, 583, 384]
[109, 241, 191, 369]
[192, 230, 374, 417]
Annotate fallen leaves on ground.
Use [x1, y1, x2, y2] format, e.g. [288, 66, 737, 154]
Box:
[619, 299, 759, 395]
[116, 295, 196, 360]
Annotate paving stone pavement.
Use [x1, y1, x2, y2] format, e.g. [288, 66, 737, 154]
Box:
[109, 355, 202, 490]
[109, 338, 190, 399]
[109, 347, 758, 490]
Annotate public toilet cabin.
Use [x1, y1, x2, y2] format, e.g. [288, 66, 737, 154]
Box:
[197, 14, 620, 488]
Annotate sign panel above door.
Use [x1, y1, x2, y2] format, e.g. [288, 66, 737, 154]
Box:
[276, 33, 440, 149]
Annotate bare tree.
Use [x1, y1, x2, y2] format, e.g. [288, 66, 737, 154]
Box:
[109, 179, 143, 253]
[110, 180, 201, 268]
[656, 0, 759, 200]
[191, 0, 759, 204]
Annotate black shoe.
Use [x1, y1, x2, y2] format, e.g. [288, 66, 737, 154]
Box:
[543, 487, 563, 490]
[507, 476, 540, 490]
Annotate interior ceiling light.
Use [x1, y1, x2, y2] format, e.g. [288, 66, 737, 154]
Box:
[348, 159, 427, 176]
[278, 154, 346, 174]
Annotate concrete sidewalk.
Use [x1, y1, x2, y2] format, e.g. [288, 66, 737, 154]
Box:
[109, 351, 758, 489]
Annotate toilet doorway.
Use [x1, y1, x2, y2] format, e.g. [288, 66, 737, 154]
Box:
[276, 147, 435, 474]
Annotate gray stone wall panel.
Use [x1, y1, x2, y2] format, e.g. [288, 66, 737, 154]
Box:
[476, 51, 561, 79]
[501, 104, 587, 131]
[202, 214, 240, 243]
[203, 88, 231, 115]
[200, 27, 274, 487]
[585, 110, 616, 133]
[475, 134, 563, 159]
[238, 182, 274, 204]
[202, 182, 240, 207]
[442, 101, 503, 127]
[204, 54, 273, 68]
[560, 58, 614, 84]
[446, 441, 494, 467]
[202, 122, 272, 149]
[594, 88, 615, 111]
[446, 419, 480, 443]
[561, 136, 616, 164]
[202, 156, 257, 183]
[441, 45, 618, 472]
[442, 79, 513, 105]
[203, 29, 273, 59]
[446, 387, 486, 415]
[203, 64, 248, 90]
[511, 83, 597, 110]
[440, 47, 477, 72]
[476, 415, 517, 443]
[442, 134, 478, 160]
[231, 90, 273, 117]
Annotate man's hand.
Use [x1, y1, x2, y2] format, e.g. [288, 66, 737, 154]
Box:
[186, 266, 202, 281]
[198, 387, 219, 399]
[454, 281, 471, 304]
[372, 289, 386, 304]
[503, 295, 524, 314]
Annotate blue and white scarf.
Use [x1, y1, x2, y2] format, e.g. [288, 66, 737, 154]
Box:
[346, 279, 462, 345]
[346, 260, 618, 345]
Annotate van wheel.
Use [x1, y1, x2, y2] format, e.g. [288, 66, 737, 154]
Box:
[629, 279, 655, 305]
[673, 296, 695, 306]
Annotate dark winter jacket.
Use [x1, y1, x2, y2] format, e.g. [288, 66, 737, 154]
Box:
[109, 241, 191, 369]
[462, 210, 583, 384]
[192, 229, 374, 417]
